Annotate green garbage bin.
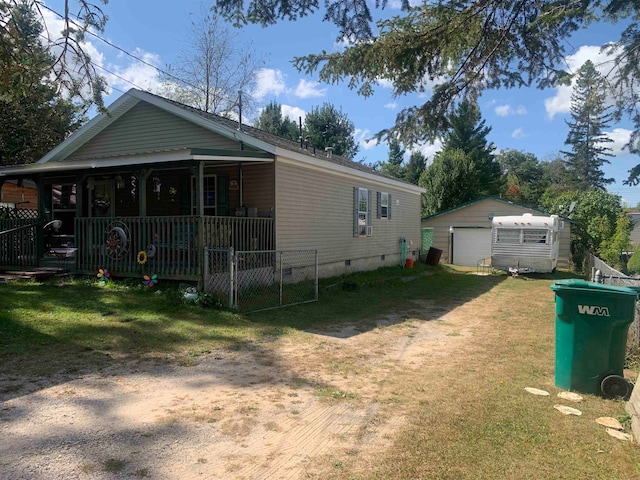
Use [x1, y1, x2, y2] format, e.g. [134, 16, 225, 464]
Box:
[551, 279, 637, 397]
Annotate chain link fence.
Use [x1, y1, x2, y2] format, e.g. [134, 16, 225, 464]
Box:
[585, 254, 640, 357]
[204, 248, 318, 312]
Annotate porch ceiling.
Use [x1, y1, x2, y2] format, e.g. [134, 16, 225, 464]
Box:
[0, 148, 274, 178]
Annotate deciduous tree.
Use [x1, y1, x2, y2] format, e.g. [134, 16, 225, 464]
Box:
[159, 6, 262, 116]
[419, 148, 479, 216]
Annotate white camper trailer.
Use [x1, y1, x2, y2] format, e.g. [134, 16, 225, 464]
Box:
[491, 213, 561, 273]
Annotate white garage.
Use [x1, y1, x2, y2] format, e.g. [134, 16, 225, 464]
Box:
[421, 197, 572, 269]
[451, 227, 492, 267]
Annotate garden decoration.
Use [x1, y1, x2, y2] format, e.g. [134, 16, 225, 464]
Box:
[97, 268, 110, 283]
[143, 274, 158, 287]
[146, 243, 157, 259]
[104, 221, 130, 260]
[137, 250, 148, 265]
[183, 286, 199, 302]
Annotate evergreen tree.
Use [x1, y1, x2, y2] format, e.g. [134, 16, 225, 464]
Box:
[215, 0, 640, 167]
[441, 99, 502, 197]
[404, 151, 426, 185]
[303, 103, 359, 159]
[0, 2, 82, 165]
[377, 139, 406, 179]
[254, 101, 299, 141]
[561, 60, 614, 190]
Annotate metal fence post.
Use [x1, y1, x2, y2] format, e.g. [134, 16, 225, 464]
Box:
[228, 246, 235, 308]
[314, 250, 319, 301]
[279, 251, 283, 306]
[203, 247, 209, 292]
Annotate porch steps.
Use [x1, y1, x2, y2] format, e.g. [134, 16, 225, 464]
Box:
[0, 267, 68, 282]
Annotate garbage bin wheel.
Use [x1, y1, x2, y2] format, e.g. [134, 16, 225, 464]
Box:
[600, 375, 631, 399]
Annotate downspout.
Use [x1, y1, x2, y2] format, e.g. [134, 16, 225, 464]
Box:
[449, 226, 454, 264]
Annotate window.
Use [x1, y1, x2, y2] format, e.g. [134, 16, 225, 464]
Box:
[192, 175, 217, 215]
[496, 229, 520, 244]
[377, 192, 392, 219]
[523, 229, 548, 244]
[353, 187, 372, 237]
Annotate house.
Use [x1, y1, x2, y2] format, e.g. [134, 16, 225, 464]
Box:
[0, 89, 423, 282]
[421, 196, 572, 269]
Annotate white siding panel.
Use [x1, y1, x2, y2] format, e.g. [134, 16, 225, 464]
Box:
[275, 159, 421, 271]
[66, 102, 240, 161]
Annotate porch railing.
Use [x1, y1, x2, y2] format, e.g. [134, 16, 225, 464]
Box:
[0, 219, 40, 268]
[75, 215, 274, 280]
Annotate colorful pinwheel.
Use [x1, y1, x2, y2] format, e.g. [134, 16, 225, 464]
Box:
[97, 268, 110, 282]
[143, 274, 158, 287]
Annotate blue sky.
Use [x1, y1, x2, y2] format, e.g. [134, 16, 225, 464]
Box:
[43, 1, 640, 206]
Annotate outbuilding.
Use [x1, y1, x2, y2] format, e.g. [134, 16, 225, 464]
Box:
[421, 196, 571, 269]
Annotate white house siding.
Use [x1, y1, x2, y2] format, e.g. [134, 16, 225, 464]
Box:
[65, 102, 241, 161]
[275, 158, 422, 278]
[421, 198, 571, 268]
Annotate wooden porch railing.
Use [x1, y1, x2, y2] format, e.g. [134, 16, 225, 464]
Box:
[75, 215, 274, 280]
[0, 219, 40, 268]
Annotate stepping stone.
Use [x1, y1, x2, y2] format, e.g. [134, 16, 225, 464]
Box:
[554, 405, 582, 416]
[606, 428, 633, 441]
[525, 387, 550, 396]
[557, 392, 583, 403]
[596, 417, 623, 430]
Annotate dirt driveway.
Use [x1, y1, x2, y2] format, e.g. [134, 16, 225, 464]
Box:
[1, 290, 495, 479]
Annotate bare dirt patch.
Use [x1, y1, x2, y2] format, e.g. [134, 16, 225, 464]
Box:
[2, 292, 495, 479]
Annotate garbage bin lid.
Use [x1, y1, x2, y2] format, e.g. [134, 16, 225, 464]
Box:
[551, 279, 638, 297]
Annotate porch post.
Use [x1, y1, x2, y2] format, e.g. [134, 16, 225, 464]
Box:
[76, 175, 86, 219]
[196, 161, 204, 216]
[36, 175, 46, 263]
[139, 170, 149, 216]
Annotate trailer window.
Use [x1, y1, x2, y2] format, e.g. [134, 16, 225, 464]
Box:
[496, 229, 520, 244]
[523, 229, 548, 244]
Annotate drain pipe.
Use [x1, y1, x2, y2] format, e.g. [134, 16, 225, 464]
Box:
[449, 226, 454, 264]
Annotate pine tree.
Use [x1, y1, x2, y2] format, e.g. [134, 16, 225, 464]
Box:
[254, 101, 300, 141]
[303, 103, 359, 159]
[442, 99, 502, 197]
[0, 3, 82, 165]
[561, 60, 614, 190]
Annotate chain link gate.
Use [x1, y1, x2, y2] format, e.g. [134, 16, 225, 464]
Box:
[204, 248, 318, 312]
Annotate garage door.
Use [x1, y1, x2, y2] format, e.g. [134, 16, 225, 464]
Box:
[452, 228, 491, 267]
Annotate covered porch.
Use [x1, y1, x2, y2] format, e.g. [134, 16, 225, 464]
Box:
[0, 149, 275, 282]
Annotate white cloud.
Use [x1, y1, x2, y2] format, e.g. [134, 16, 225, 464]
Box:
[511, 128, 527, 139]
[544, 45, 618, 119]
[495, 104, 527, 117]
[411, 139, 443, 162]
[254, 68, 287, 100]
[355, 129, 378, 150]
[281, 105, 306, 124]
[376, 78, 394, 89]
[107, 48, 162, 93]
[294, 79, 326, 99]
[604, 128, 632, 155]
[384, 102, 398, 110]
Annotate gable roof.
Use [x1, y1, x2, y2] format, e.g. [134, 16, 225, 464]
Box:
[421, 196, 573, 222]
[0, 89, 423, 193]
